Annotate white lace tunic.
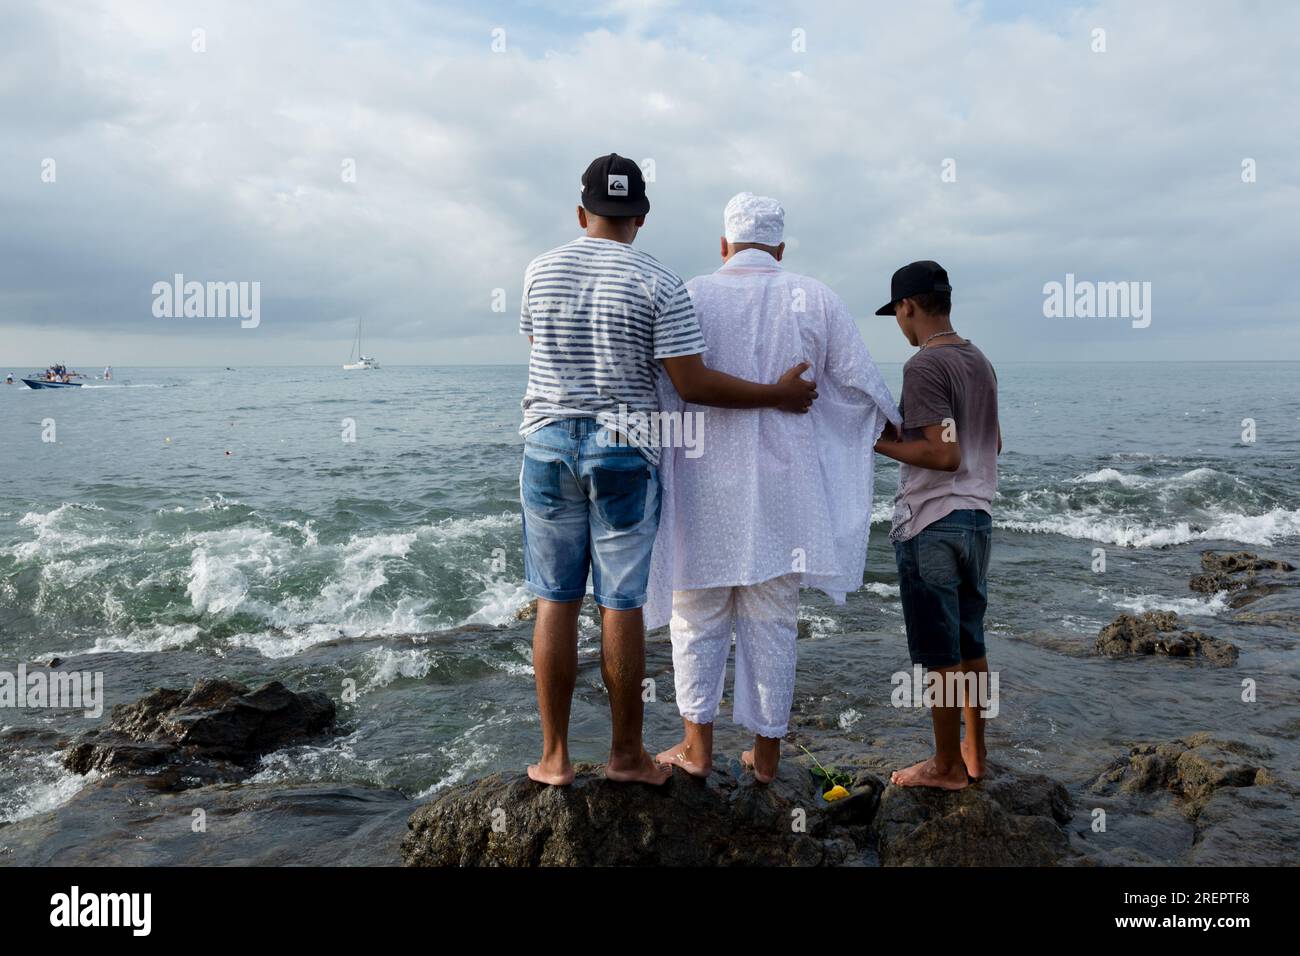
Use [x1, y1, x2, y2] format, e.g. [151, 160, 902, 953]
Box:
[644, 249, 901, 630]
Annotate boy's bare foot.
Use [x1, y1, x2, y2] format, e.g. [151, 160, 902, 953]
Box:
[655, 741, 711, 778]
[605, 749, 672, 785]
[740, 748, 777, 784]
[961, 739, 987, 782]
[527, 758, 575, 786]
[890, 757, 969, 791]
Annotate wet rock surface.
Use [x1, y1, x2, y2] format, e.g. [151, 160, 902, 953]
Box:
[0, 775, 410, 866]
[1094, 611, 1239, 666]
[63, 678, 336, 787]
[1190, 550, 1295, 606]
[1089, 733, 1276, 816]
[872, 767, 1075, 866]
[402, 759, 1076, 867]
[1081, 733, 1298, 866]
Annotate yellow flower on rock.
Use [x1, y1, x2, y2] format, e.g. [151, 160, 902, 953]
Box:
[823, 784, 850, 801]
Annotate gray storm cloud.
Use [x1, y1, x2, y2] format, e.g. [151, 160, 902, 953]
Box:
[0, 0, 1296, 366]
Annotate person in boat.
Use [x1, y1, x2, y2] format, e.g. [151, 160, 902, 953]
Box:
[4, 373, 12, 384]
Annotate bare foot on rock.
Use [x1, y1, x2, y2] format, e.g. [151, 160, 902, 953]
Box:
[605, 750, 672, 786]
[527, 758, 575, 786]
[740, 748, 777, 784]
[655, 741, 711, 778]
[889, 757, 969, 791]
[961, 739, 987, 782]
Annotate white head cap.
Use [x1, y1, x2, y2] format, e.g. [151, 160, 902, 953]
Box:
[723, 191, 784, 245]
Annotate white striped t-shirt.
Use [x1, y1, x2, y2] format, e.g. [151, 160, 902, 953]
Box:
[519, 236, 707, 464]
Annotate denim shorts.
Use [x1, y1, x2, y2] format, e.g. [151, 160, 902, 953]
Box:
[893, 509, 992, 668]
[520, 418, 661, 610]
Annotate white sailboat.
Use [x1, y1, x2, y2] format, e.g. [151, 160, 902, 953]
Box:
[342, 318, 380, 370]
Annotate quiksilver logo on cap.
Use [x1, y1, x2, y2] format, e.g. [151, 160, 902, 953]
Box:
[607, 174, 628, 196]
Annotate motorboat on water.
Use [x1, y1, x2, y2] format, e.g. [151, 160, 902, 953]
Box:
[24, 364, 83, 388]
[342, 318, 380, 370]
[23, 378, 82, 389]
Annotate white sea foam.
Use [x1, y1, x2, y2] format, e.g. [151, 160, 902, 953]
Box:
[184, 526, 286, 616]
[485, 642, 534, 678]
[1104, 589, 1231, 617]
[7, 508, 524, 651]
[1069, 466, 1223, 489]
[246, 732, 380, 785]
[8, 503, 121, 562]
[464, 579, 533, 626]
[799, 612, 840, 637]
[424, 512, 519, 544]
[0, 752, 98, 824]
[863, 582, 901, 599]
[362, 646, 437, 690]
[415, 710, 517, 797]
[227, 626, 344, 659]
[997, 506, 1300, 548]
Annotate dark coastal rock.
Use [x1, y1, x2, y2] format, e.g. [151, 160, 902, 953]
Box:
[402, 761, 874, 866]
[1231, 608, 1300, 629]
[1186, 783, 1300, 866]
[1189, 550, 1295, 605]
[63, 678, 335, 785]
[1089, 733, 1275, 818]
[402, 758, 1076, 867]
[1094, 611, 1238, 666]
[871, 768, 1074, 866]
[1084, 733, 1299, 865]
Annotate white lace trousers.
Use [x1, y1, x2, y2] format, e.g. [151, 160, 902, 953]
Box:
[669, 574, 800, 738]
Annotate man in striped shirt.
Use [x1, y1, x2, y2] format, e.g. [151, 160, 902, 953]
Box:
[519, 153, 816, 786]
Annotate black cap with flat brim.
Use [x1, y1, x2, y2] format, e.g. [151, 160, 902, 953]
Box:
[580, 153, 650, 217]
[875, 260, 952, 315]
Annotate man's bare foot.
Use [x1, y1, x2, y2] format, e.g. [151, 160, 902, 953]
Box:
[889, 757, 969, 791]
[655, 741, 711, 778]
[528, 758, 575, 786]
[961, 739, 987, 782]
[605, 750, 672, 785]
[740, 749, 777, 784]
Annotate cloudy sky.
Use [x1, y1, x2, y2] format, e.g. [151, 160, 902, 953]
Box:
[1, 0, 1296, 367]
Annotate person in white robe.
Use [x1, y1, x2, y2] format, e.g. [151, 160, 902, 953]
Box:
[645, 192, 900, 783]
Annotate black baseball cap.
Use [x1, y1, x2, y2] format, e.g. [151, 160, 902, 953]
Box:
[875, 260, 953, 315]
[580, 153, 649, 217]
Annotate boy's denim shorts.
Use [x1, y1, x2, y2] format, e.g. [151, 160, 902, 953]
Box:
[520, 418, 660, 610]
[893, 509, 992, 668]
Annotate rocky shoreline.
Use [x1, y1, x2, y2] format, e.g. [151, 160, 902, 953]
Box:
[3, 550, 1297, 867]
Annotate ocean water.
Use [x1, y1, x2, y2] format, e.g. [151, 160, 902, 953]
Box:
[1, 363, 1298, 863]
